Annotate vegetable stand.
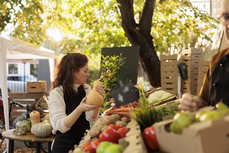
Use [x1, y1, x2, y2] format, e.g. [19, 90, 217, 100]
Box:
[2, 129, 54, 153]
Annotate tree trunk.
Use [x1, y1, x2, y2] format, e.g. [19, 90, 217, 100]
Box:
[116, 0, 161, 87]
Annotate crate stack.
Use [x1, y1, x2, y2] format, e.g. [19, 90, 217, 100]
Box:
[160, 54, 178, 95]
[197, 60, 209, 95]
[181, 48, 203, 95]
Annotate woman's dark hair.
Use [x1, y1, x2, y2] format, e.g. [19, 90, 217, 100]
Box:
[52, 52, 88, 96]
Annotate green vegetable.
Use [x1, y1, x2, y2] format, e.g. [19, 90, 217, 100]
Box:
[132, 100, 180, 131]
[22, 118, 31, 132]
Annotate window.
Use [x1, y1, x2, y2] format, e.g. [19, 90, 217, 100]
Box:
[30, 63, 38, 78]
[8, 64, 18, 74]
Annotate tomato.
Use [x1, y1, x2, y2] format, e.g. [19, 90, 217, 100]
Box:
[117, 127, 129, 139]
[99, 127, 120, 143]
[143, 125, 159, 150]
[108, 124, 123, 131]
[91, 139, 101, 150]
[82, 145, 96, 153]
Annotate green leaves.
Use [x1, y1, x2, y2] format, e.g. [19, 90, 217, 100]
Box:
[152, 0, 218, 53]
[100, 54, 126, 103]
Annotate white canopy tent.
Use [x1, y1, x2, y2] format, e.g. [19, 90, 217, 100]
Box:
[0, 35, 55, 135]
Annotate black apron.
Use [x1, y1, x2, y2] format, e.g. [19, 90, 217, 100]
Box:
[52, 85, 90, 153]
[209, 54, 229, 107]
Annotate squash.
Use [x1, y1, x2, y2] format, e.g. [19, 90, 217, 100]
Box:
[86, 80, 104, 106]
[32, 120, 52, 137]
[30, 110, 40, 134]
[44, 113, 50, 121]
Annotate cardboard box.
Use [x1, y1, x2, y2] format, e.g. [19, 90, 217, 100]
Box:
[154, 109, 229, 153]
[27, 80, 47, 93]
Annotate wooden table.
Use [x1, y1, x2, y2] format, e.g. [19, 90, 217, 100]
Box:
[2, 129, 54, 153]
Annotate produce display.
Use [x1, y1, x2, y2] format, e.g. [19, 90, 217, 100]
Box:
[170, 102, 229, 134]
[153, 101, 229, 153]
[69, 88, 181, 153]
[12, 98, 52, 138]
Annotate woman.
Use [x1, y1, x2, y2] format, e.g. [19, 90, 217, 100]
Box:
[49, 52, 104, 153]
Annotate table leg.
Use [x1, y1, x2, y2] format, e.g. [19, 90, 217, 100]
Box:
[36, 142, 41, 153]
[48, 142, 52, 153]
[8, 139, 14, 153]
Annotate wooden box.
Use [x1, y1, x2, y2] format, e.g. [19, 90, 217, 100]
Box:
[27, 80, 47, 93]
[160, 54, 178, 95]
[181, 48, 203, 56]
[181, 48, 203, 95]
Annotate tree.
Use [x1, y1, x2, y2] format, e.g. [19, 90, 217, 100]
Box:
[115, 0, 218, 87]
[0, 0, 218, 87]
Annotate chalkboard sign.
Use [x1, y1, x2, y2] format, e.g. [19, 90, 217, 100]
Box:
[101, 46, 140, 85]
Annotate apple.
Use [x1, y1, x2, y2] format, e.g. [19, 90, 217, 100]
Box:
[96, 141, 113, 153]
[104, 144, 124, 153]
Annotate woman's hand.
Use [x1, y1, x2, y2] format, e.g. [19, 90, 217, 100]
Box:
[95, 85, 105, 98]
[178, 93, 202, 111]
[78, 97, 100, 112]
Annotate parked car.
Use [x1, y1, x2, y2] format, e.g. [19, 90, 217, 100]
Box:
[0, 74, 37, 96]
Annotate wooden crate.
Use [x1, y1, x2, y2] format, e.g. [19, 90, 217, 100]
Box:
[197, 60, 210, 95]
[181, 48, 203, 56]
[160, 54, 178, 95]
[181, 48, 203, 95]
[27, 80, 47, 93]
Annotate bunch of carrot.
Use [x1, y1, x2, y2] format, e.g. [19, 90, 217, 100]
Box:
[104, 102, 140, 117]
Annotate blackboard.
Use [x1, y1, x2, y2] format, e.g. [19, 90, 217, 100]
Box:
[101, 46, 140, 85]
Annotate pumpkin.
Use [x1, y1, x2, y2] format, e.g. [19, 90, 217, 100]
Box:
[30, 110, 40, 134]
[86, 80, 104, 106]
[32, 120, 52, 137]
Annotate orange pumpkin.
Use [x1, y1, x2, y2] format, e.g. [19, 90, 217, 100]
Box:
[86, 80, 104, 106]
[30, 111, 40, 134]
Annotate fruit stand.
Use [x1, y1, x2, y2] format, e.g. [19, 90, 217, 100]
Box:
[4, 48, 229, 153]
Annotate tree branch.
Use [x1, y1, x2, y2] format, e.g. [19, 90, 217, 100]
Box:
[116, 0, 139, 45]
[116, 0, 135, 28]
[139, 0, 156, 36]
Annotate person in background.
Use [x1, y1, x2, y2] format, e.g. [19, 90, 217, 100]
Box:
[49, 52, 105, 153]
[179, 0, 229, 110]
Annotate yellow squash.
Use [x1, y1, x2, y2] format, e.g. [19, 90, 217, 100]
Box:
[30, 110, 40, 134]
[86, 80, 104, 106]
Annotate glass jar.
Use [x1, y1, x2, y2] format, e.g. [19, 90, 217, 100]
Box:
[15, 121, 26, 136]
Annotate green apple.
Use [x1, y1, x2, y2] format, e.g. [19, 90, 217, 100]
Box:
[96, 141, 113, 153]
[195, 110, 208, 122]
[216, 102, 229, 111]
[104, 144, 125, 153]
[200, 110, 221, 122]
[170, 111, 195, 134]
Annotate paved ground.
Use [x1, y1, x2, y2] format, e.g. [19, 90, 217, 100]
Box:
[0, 139, 49, 153]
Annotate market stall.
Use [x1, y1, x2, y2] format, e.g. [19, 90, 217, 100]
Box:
[0, 35, 55, 139]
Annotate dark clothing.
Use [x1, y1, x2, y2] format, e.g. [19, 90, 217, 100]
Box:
[199, 48, 229, 107]
[52, 85, 90, 153]
[209, 54, 229, 107]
